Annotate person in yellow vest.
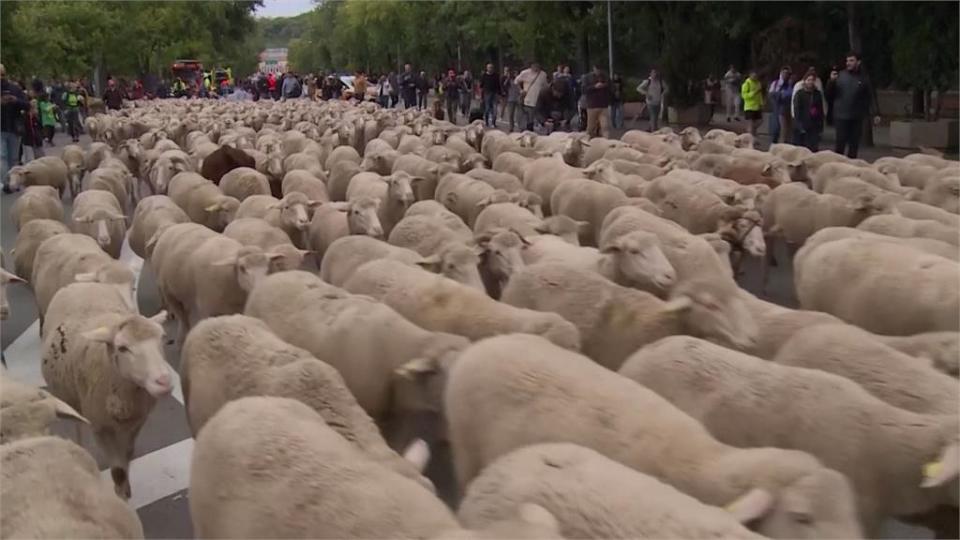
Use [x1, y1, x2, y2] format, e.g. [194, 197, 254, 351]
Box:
[61, 82, 83, 142]
[740, 69, 764, 141]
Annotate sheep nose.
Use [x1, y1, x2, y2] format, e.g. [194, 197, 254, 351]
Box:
[98, 236, 111, 247]
[155, 373, 171, 388]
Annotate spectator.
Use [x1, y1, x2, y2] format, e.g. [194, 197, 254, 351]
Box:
[792, 66, 824, 106]
[832, 52, 876, 159]
[824, 65, 840, 127]
[480, 63, 501, 128]
[637, 68, 668, 132]
[515, 61, 547, 131]
[1, 64, 27, 193]
[353, 72, 368, 102]
[267, 72, 277, 100]
[103, 78, 124, 110]
[281, 70, 302, 100]
[791, 71, 826, 151]
[416, 70, 429, 110]
[399, 63, 417, 109]
[768, 65, 793, 144]
[723, 64, 742, 122]
[610, 73, 625, 129]
[322, 75, 345, 101]
[582, 65, 611, 137]
[502, 67, 520, 132]
[22, 93, 44, 161]
[740, 69, 764, 140]
[703, 74, 721, 123]
[537, 80, 574, 133]
[441, 69, 461, 124]
[387, 71, 399, 107]
[62, 82, 83, 142]
[459, 69, 473, 118]
[37, 90, 57, 145]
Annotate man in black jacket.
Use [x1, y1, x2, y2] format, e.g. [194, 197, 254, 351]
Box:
[398, 63, 417, 109]
[832, 52, 873, 158]
[1, 64, 28, 193]
[479, 63, 501, 127]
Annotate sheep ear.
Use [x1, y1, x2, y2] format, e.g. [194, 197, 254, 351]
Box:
[81, 325, 118, 344]
[725, 488, 774, 523]
[443, 192, 458, 208]
[402, 438, 431, 472]
[50, 397, 89, 424]
[74, 272, 98, 282]
[109, 212, 126, 221]
[394, 357, 438, 379]
[307, 200, 325, 208]
[579, 139, 592, 147]
[415, 255, 442, 272]
[920, 441, 960, 488]
[73, 215, 93, 223]
[509, 228, 532, 246]
[762, 163, 772, 175]
[149, 310, 170, 325]
[266, 252, 286, 261]
[663, 295, 694, 313]
[204, 202, 222, 212]
[1, 269, 26, 284]
[599, 241, 621, 254]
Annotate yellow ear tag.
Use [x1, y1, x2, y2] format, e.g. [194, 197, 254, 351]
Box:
[923, 461, 943, 479]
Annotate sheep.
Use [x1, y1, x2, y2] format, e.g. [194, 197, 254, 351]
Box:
[199, 144, 256, 186]
[389, 213, 473, 255]
[600, 206, 736, 286]
[85, 166, 133, 211]
[147, 149, 193, 195]
[281, 169, 330, 202]
[492, 151, 534, 182]
[762, 183, 890, 246]
[458, 443, 764, 540]
[876, 332, 960, 377]
[152, 223, 276, 343]
[601, 145, 671, 166]
[61, 143, 86, 196]
[521, 153, 586, 215]
[362, 147, 402, 175]
[646, 170, 762, 210]
[0, 373, 88, 443]
[245, 271, 470, 435]
[180, 314, 433, 488]
[283, 151, 325, 180]
[920, 174, 960, 214]
[127, 195, 190, 259]
[327, 159, 363, 201]
[473, 202, 559, 238]
[70, 190, 126, 259]
[619, 335, 957, 535]
[41, 281, 172, 498]
[812, 161, 904, 193]
[218, 166, 271, 201]
[768, 142, 813, 163]
[550, 178, 628, 246]
[403, 200, 474, 237]
[7, 156, 70, 198]
[324, 144, 361, 171]
[532, 132, 591, 166]
[9, 185, 63, 231]
[655, 186, 766, 259]
[343, 259, 580, 350]
[85, 142, 114, 172]
[895, 200, 960, 228]
[465, 168, 523, 193]
[857, 214, 959, 246]
[190, 396, 560, 539]
[223, 218, 306, 272]
[1, 436, 145, 538]
[502, 263, 756, 369]
[904, 152, 959, 170]
[609, 158, 666, 180]
[307, 197, 383, 260]
[773, 323, 959, 416]
[249, 149, 285, 194]
[235, 192, 324, 248]
[11, 219, 69, 284]
[167, 171, 239, 232]
[446, 333, 861, 539]
[32, 234, 136, 327]
[692, 153, 792, 187]
[800, 226, 958, 262]
[436, 174, 513, 228]
[347, 171, 419, 236]
[794, 237, 959, 335]
[392, 153, 456, 201]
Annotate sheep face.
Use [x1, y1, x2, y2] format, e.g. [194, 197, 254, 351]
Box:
[601, 230, 676, 293]
[81, 311, 173, 398]
[417, 243, 484, 292]
[477, 229, 528, 285]
[513, 191, 544, 219]
[717, 208, 765, 258]
[265, 152, 284, 179]
[276, 193, 315, 230]
[226, 247, 275, 293]
[207, 197, 240, 231]
[668, 279, 758, 350]
[6, 166, 28, 190]
[268, 244, 306, 273]
[386, 173, 417, 209]
[74, 208, 124, 249]
[723, 187, 757, 210]
[0, 268, 26, 320]
[346, 198, 384, 238]
[392, 335, 468, 416]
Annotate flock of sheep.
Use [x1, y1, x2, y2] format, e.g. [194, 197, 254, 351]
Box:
[1, 95, 958, 539]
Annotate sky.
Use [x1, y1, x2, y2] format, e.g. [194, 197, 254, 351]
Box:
[255, 0, 314, 18]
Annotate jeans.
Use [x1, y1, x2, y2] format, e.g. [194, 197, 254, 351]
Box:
[610, 102, 624, 129]
[505, 101, 519, 132]
[0, 131, 19, 187]
[586, 108, 610, 138]
[769, 110, 792, 144]
[725, 89, 740, 119]
[403, 94, 417, 109]
[446, 99, 458, 124]
[522, 105, 537, 131]
[23, 144, 44, 162]
[647, 103, 662, 131]
[460, 93, 471, 117]
[482, 93, 497, 127]
[66, 109, 81, 140]
[834, 118, 863, 158]
[793, 128, 820, 152]
[417, 92, 427, 110]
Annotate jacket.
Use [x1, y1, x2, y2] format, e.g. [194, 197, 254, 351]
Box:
[441, 77, 460, 101]
[582, 71, 611, 109]
[480, 72, 501, 95]
[398, 71, 417, 98]
[515, 68, 546, 108]
[832, 69, 871, 121]
[104, 87, 123, 110]
[1, 80, 27, 134]
[740, 77, 763, 112]
[792, 86, 825, 133]
[768, 77, 793, 114]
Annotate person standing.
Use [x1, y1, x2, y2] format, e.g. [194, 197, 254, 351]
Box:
[1, 64, 27, 193]
[637, 68, 668, 132]
[38, 91, 57, 145]
[609, 73, 625, 129]
[515, 62, 546, 131]
[398, 63, 417, 109]
[791, 72, 826, 151]
[832, 52, 875, 159]
[387, 71, 399, 107]
[768, 66, 793, 144]
[459, 69, 473, 118]
[703, 74, 721, 123]
[22, 92, 44, 161]
[479, 63, 501, 128]
[723, 65, 742, 122]
[103, 78, 124, 110]
[740, 69, 763, 140]
[267, 72, 277, 100]
[416, 71, 429, 110]
[502, 67, 520, 132]
[824, 66, 840, 127]
[582, 65, 611, 138]
[442, 69, 461, 124]
[62, 82, 83, 143]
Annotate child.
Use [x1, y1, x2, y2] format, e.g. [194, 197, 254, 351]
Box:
[22, 94, 45, 161]
[37, 91, 57, 145]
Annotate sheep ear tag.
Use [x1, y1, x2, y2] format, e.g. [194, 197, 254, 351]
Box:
[921, 441, 959, 488]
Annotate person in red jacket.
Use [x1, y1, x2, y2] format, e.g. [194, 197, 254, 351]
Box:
[267, 72, 277, 100]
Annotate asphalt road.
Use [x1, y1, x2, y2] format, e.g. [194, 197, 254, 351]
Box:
[0, 126, 930, 539]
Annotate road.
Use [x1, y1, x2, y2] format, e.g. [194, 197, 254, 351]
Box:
[0, 125, 930, 539]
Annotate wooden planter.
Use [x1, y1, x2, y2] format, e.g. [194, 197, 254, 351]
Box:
[889, 119, 959, 149]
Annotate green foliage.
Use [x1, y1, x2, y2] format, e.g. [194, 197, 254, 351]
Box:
[259, 11, 312, 48]
[887, 2, 959, 93]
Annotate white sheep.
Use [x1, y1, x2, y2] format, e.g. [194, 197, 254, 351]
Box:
[41, 281, 172, 498]
[762, 182, 890, 245]
[895, 200, 960, 228]
[343, 259, 580, 350]
[324, 144, 361, 171]
[282, 169, 330, 202]
[654, 185, 767, 258]
[307, 197, 383, 260]
[392, 153, 455, 201]
[180, 314, 433, 487]
[436, 174, 513, 228]
[190, 396, 560, 539]
[235, 192, 323, 248]
[167, 171, 239, 232]
[876, 332, 960, 378]
[458, 443, 764, 539]
[795, 237, 959, 334]
[70, 190, 126, 258]
[61, 143, 86, 196]
[521, 153, 585, 215]
[0, 373, 87, 443]
[347, 171, 419, 236]
[857, 214, 959, 246]
[620, 335, 957, 535]
[1, 436, 145, 538]
[11, 219, 69, 286]
[446, 333, 862, 539]
[550, 178, 628, 246]
[127, 195, 190, 259]
[812, 161, 905, 193]
[920, 174, 960, 214]
[502, 263, 756, 369]
[147, 149, 193, 195]
[403, 200, 474, 237]
[465, 168, 523, 193]
[9, 185, 63, 231]
[774, 323, 958, 415]
[801, 226, 958, 262]
[223, 218, 306, 272]
[7, 156, 70, 198]
[218, 166, 271, 201]
[283, 151, 325, 179]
